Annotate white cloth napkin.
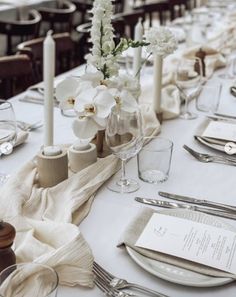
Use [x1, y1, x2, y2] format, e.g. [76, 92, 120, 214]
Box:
[118, 207, 236, 280]
[14, 131, 29, 147]
[0, 107, 160, 289]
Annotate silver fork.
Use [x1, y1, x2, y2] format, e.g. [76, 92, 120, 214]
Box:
[183, 144, 236, 165]
[94, 275, 135, 296]
[16, 120, 43, 131]
[93, 262, 169, 297]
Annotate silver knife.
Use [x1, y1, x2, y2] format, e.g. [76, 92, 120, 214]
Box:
[135, 197, 236, 220]
[158, 191, 236, 213]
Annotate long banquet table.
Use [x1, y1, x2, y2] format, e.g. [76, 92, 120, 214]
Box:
[1, 58, 236, 296]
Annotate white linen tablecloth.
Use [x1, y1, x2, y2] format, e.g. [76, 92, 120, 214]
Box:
[1, 61, 236, 296]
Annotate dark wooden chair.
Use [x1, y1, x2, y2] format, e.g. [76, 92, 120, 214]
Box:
[0, 54, 33, 99]
[137, 1, 169, 26]
[168, 0, 188, 20]
[113, 0, 125, 14]
[113, 10, 145, 40]
[76, 22, 92, 64]
[71, 0, 93, 26]
[0, 10, 41, 55]
[38, 0, 76, 34]
[17, 32, 76, 83]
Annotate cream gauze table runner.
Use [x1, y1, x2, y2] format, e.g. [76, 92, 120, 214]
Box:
[0, 105, 160, 288]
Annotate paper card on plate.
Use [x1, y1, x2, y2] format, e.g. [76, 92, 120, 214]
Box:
[135, 213, 236, 274]
[202, 121, 236, 141]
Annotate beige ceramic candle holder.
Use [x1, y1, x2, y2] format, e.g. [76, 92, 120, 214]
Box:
[36, 147, 68, 188]
[68, 143, 97, 173]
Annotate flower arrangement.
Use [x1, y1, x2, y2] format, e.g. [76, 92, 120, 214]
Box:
[56, 0, 177, 141]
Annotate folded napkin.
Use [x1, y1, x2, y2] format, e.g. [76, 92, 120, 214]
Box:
[14, 130, 29, 147]
[0, 107, 160, 288]
[20, 88, 59, 107]
[118, 207, 236, 280]
[181, 45, 226, 78]
[140, 81, 181, 120]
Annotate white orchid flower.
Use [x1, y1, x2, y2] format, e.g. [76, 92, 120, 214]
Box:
[110, 89, 138, 113]
[73, 85, 115, 139]
[79, 71, 106, 87]
[55, 77, 80, 110]
[72, 117, 104, 139]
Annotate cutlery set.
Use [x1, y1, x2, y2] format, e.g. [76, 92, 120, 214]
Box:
[93, 261, 169, 297]
[183, 144, 236, 165]
[135, 191, 236, 220]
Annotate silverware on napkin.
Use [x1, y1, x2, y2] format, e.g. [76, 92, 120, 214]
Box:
[158, 191, 236, 212]
[183, 144, 236, 164]
[135, 197, 236, 220]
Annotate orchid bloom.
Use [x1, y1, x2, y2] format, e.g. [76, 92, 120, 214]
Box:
[55, 77, 81, 110]
[73, 85, 115, 139]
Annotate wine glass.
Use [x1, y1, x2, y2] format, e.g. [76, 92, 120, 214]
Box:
[175, 57, 203, 120]
[105, 105, 143, 193]
[0, 99, 17, 186]
[218, 34, 235, 80]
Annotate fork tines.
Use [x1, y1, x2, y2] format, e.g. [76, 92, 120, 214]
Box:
[93, 261, 113, 282]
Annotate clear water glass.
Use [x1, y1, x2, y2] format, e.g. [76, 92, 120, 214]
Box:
[0, 100, 17, 156]
[105, 106, 143, 193]
[196, 83, 222, 113]
[0, 100, 17, 187]
[0, 263, 58, 297]
[138, 137, 173, 183]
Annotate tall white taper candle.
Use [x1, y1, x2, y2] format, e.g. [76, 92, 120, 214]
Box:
[133, 17, 143, 80]
[153, 54, 163, 114]
[43, 30, 55, 147]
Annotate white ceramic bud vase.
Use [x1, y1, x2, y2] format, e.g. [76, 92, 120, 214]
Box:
[153, 54, 163, 123]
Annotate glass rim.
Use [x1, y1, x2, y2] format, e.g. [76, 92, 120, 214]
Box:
[142, 136, 173, 152]
[0, 262, 59, 297]
[0, 100, 12, 110]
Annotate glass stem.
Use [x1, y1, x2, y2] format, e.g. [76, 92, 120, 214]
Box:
[120, 159, 127, 186]
[184, 96, 189, 115]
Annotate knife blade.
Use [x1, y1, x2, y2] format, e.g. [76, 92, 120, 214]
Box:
[158, 191, 236, 213]
[135, 197, 236, 220]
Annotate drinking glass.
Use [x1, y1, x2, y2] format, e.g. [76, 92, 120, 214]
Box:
[0, 100, 17, 186]
[218, 32, 236, 80]
[105, 106, 143, 193]
[0, 263, 58, 297]
[0, 100, 17, 155]
[175, 57, 203, 120]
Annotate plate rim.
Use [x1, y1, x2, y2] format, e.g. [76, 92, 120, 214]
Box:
[125, 209, 234, 287]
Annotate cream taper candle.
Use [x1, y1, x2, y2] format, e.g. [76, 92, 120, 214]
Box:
[133, 17, 143, 80]
[43, 30, 55, 147]
[153, 54, 163, 114]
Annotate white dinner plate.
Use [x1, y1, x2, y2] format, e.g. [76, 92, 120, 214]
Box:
[126, 209, 235, 287]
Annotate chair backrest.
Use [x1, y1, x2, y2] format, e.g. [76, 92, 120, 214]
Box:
[113, 10, 145, 40]
[0, 54, 33, 99]
[168, 0, 188, 20]
[17, 32, 75, 83]
[71, 0, 93, 25]
[113, 0, 125, 14]
[38, 0, 76, 33]
[0, 10, 41, 55]
[138, 1, 169, 26]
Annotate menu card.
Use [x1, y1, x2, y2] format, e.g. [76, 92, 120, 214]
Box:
[135, 213, 236, 274]
[202, 121, 236, 141]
